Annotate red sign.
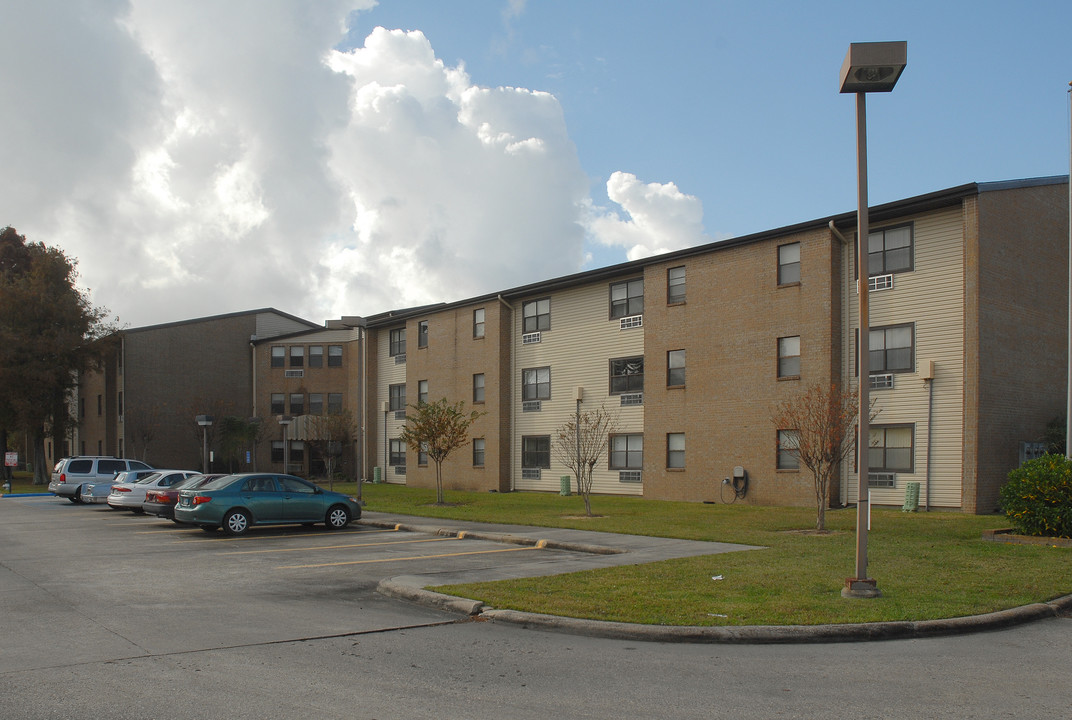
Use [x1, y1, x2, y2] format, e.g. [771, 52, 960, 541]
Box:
[4, 452, 17, 467]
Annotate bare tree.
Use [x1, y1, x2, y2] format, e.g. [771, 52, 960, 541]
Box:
[770, 382, 872, 531]
[126, 404, 161, 462]
[552, 404, 617, 517]
[400, 398, 484, 505]
[307, 411, 357, 490]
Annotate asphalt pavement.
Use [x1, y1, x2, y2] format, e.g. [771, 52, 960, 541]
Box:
[359, 511, 1072, 644]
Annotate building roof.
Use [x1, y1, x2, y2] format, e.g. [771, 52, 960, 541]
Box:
[122, 307, 319, 335]
[364, 175, 1069, 327]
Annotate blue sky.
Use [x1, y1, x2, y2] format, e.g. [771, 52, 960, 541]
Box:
[1, 1, 1069, 326]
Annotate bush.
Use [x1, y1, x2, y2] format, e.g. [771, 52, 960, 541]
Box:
[1000, 453, 1072, 538]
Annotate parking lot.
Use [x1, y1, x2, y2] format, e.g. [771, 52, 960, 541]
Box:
[1, 493, 751, 675]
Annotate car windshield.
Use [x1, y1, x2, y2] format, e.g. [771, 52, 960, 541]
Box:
[171, 475, 205, 490]
[135, 473, 162, 484]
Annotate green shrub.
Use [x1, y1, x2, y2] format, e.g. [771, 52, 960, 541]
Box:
[1000, 453, 1072, 538]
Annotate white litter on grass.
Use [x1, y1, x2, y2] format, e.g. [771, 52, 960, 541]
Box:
[708, 613, 728, 618]
[711, 575, 723, 581]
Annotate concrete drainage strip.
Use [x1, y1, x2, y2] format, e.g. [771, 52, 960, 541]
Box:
[362, 518, 1072, 645]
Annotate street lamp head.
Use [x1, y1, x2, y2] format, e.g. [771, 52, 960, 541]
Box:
[278, 415, 293, 427]
[839, 41, 907, 93]
[196, 414, 214, 427]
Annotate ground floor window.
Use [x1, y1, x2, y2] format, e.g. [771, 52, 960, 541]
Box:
[610, 434, 643, 470]
[869, 425, 914, 472]
[666, 433, 685, 469]
[777, 430, 799, 470]
[389, 439, 406, 467]
[522, 436, 550, 469]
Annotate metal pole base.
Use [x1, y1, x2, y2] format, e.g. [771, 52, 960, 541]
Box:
[842, 578, 882, 599]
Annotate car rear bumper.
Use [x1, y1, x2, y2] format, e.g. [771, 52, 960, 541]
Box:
[48, 482, 79, 498]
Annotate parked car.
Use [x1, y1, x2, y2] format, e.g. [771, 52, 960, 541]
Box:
[49, 457, 155, 503]
[107, 470, 199, 513]
[83, 469, 156, 504]
[174, 473, 361, 535]
[143, 474, 225, 520]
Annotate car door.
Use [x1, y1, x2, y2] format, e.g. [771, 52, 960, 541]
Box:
[238, 475, 282, 522]
[278, 476, 325, 523]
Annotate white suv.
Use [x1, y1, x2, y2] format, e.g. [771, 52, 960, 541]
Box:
[48, 457, 154, 503]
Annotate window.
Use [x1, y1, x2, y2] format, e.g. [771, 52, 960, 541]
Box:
[610, 356, 644, 394]
[473, 373, 485, 403]
[418, 379, 428, 404]
[870, 324, 914, 373]
[308, 345, 323, 368]
[869, 425, 914, 472]
[777, 430, 800, 470]
[389, 328, 406, 356]
[289, 393, 304, 415]
[389, 383, 406, 411]
[522, 436, 551, 469]
[290, 441, 305, 464]
[289, 346, 304, 368]
[778, 242, 801, 285]
[668, 266, 686, 303]
[522, 366, 551, 401]
[473, 308, 485, 338]
[327, 393, 343, 414]
[97, 395, 102, 416]
[389, 439, 406, 467]
[473, 438, 486, 467]
[271, 441, 285, 463]
[309, 393, 323, 415]
[418, 442, 428, 466]
[778, 336, 801, 378]
[868, 225, 913, 276]
[271, 346, 285, 368]
[417, 320, 428, 348]
[270, 393, 285, 415]
[610, 278, 644, 318]
[667, 350, 686, 387]
[328, 345, 343, 367]
[667, 433, 685, 469]
[522, 298, 550, 333]
[610, 434, 643, 470]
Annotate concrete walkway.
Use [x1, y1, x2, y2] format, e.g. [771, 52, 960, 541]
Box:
[359, 512, 1072, 644]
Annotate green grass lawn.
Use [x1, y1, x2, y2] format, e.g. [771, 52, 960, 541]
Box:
[357, 483, 1072, 627]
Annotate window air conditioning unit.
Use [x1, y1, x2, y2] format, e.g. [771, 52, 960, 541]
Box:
[868, 472, 896, 488]
[522, 468, 542, 480]
[620, 315, 643, 330]
[394, 353, 406, 364]
[619, 470, 642, 484]
[620, 393, 643, 407]
[869, 274, 894, 292]
[522, 401, 542, 413]
[522, 332, 542, 344]
[870, 373, 894, 390]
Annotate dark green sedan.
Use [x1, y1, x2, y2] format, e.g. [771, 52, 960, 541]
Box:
[174, 473, 361, 535]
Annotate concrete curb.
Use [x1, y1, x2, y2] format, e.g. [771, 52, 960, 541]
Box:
[362, 518, 1072, 644]
[358, 518, 625, 556]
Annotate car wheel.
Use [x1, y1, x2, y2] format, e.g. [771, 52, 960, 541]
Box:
[325, 505, 351, 530]
[131, 508, 145, 515]
[222, 509, 251, 536]
[70, 487, 84, 504]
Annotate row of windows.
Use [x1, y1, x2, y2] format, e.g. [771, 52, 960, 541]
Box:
[270, 345, 344, 368]
[270, 393, 343, 416]
[389, 309, 488, 357]
[779, 223, 914, 287]
[777, 425, 914, 472]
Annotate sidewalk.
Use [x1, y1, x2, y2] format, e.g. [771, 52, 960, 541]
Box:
[359, 511, 1072, 644]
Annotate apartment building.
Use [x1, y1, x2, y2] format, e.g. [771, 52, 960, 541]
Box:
[365, 176, 1069, 513]
[61, 309, 319, 472]
[251, 318, 365, 477]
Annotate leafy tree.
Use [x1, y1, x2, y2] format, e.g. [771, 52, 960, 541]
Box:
[1042, 415, 1066, 456]
[552, 404, 617, 517]
[307, 410, 357, 490]
[770, 382, 870, 531]
[400, 398, 484, 505]
[0, 227, 115, 484]
[217, 416, 265, 473]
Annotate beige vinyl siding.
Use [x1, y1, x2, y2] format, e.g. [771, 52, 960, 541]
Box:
[842, 207, 966, 508]
[512, 282, 645, 495]
[376, 327, 409, 484]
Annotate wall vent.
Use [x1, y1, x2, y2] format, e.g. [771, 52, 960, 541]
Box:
[284, 369, 304, 378]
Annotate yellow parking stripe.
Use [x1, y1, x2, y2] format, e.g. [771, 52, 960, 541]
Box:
[220, 536, 454, 555]
[277, 544, 540, 569]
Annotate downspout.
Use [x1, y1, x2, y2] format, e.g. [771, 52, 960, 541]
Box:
[830, 221, 851, 505]
[498, 294, 515, 492]
[924, 374, 934, 512]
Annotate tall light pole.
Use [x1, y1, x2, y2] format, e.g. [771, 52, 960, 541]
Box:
[196, 415, 213, 474]
[839, 41, 907, 599]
